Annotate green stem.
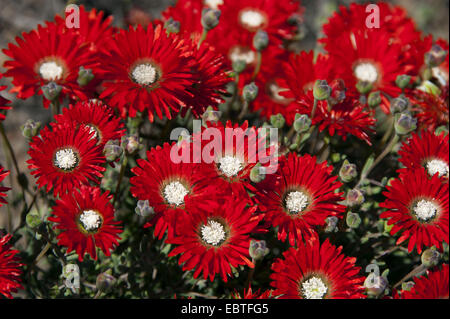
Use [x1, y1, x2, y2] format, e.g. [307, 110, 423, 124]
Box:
[113, 156, 128, 207]
[393, 264, 426, 289]
[197, 29, 208, 49]
[50, 100, 60, 118]
[0, 122, 21, 177]
[237, 100, 249, 122]
[252, 52, 262, 80]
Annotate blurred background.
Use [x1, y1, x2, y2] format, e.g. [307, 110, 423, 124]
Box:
[0, 0, 449, 228]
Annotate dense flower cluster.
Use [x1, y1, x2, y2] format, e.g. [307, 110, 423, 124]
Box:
[0, 0, 448, 300]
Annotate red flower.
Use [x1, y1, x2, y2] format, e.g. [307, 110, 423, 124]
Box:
[53, 100, 125, 146]
[255, 153, 345, 246]
[0, 166, 10, 207]
[0, 234, 23, 299]
[398, 264, 449, 299]
[98, 24, 196, 122]
[166, 196, 263, 282]
[27, 123, 106, 197]
[270, 238, 366, 299]
[0, 73, 11, 122]
[231, 286, 274, 299]
[410, 86, 449, 132]
[49, 186, 122, 261]
[130, 142, 220, 240]
[2, 22, 97, 108]
[380, 169, 449, 254]
[398, 130, 449, 180]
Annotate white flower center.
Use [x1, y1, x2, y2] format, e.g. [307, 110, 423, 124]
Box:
[413, 199, 438, 222]
[301, 277, 328, 299]
[79, 210, 102, 231]
[354, 62, 379, 84]
[163, 181, 189, 206]
[229, 47, 256, 65]
[286, 191, 309, 214]
[426, 159, 449, 178]
[204, 0, 223, 9]
[54, 148, 78, 171]
[131, 63, 157, 85]
[239, 9, 265, 29]
[39, 61, 63, 81]
[201, 220, 226, 246]
[218, 156, 243, 177]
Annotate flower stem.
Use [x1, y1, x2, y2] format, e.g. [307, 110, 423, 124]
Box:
[197, 29, 208, 49]
[113, 156, 128, 207]
[393, 264, 426, 289]
[252, 52, 262, 80]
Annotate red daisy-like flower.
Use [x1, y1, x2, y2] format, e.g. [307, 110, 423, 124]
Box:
[398, 264, 449, 299]
[2, 22, 97, 108]
[295, 90, 376, 145]
[27, 123, 106, 197]
[0, 73, 11, 122]
[410, 86, 449, 131]
[98, 24, 196, 122]
[231, 286, 274, 299]
[398, 130, 449, 180]
[48, 186, 122, 261]
[0, 234, 23, 299]
[0, 166, 10, 208]
[379, 168, 449, 254]
[270, 238, 366, 299]
[255, 153, 345, 246]
[166, 196, 263, 282]
[53, 100, 125, 146]
[130, 142, 220, 240]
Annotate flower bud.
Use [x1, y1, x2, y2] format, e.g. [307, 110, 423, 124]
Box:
[293, 114, 311, 133]
[328, 79, 346, 105]
[253, 30, 269, 51]
[77, 66, 94, 87]
[346, 211, 361, 229]
[356, 81, 373, 95]
[21, 119, 41, 139]
[164, 17, 180, 35]
[401, 281, 415, 292]
[96, 270, 116, 293]
[421, 248, 441, 268]
[394, 112, 417, 135]
[103, 140, 123, 162]
[135, 200, 155, 218]
[417, 80, 442, 96]
[201, 8, 221, 31]
[395, 74, 411, 89]
[250, 163, 266, 183]
[249, 239, 269, 261]
[26, 211, 42, 229]
[270, 113, 285, 129]
[424, 44, 448, 67]
[364, 273, 388, 297]
[202, 106, 221, 125]
[243, 82, 259, 102]
[232, 60, 247, 74]
[390, 96, 410, 114]
[339, 159, 357, 183]
[42, 82, 62, 101]
[367, 91, 382, 108]
[346, 189, 365, 207]
[313, 80, 331, 101]
[122, 134, 142, 155]
[324, 216, 339, 233]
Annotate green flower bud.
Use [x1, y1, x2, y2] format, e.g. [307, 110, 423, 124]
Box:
[250, 163, 266, 183]
[313, 80, 331, 101]
[26, 211, 42, 229]
[122, 134, 142, 155]
[103, 140, 123, 162]
[346, 211, 361, 229]
[367, 91, 382, 108]
[328, 79, 347, 105]
[164, 17, 180, 35]
[243, 82, 259, 102]
[293, 114, 311, 133]
[421, 248, 441, 268]
[356, 81, 373, 95]
[346, 189, 365, 207]
[232, 59, 247, 74]
[364, 273, 388, 297]
[202, 106, 221, 125]
[394, 112, 417, 135]
[253, 30, 269, 51]
[135, 200, 155, 218]
[390, 96, 410, 114]
[201, 8, 221, 31]
[324, 216, 339, 233]
[96, 270, 116, 293]
[395, 74, 411, 89]
[21, 119, 41, 139]
[435, 126, 449, 136]
[401, 281, 415, 292]
[249, 240, 269, 261]
[424, 44, 448, 67]
[270, 113, 285, 129]
[339, 159, 357, 183]
[77, 66, 94, 87]
[417, 80, 442, 96]
[42, 82, 62, 101]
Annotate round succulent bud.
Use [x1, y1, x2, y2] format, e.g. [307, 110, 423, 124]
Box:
[103, 140, 123, 162]
[364, 273, 388, 297]
[201, 8, 221, 31]
[26, 211, 42, 229]
[232, 59, 247, 74]
[135, 200, 155, 218]
[324, 216, 339, 233]
[394, 112, 417, 135]
[346, 188, 365, 207]
[96, 270, 116, 293]
[417, 80, 442, 96]
[249, 240, 269, 261]
[42, 82, 62, 101]
[77, 66, 95, 87]
[250, 163, 266, 183]
[401, 281, 415, 292]
[356, 81, 373, 95]
[242, 82, 259, 102]
[164, 17, 180, 35]
[122, 134, 142, 155]
[424, 44, 448, 67]
[328, 79, 347, 105]
[367, 91, 382, 108]
[313, 80, 331, 101]
[346, 211, 361, 229]
[270, 113, 285, 129]
[21, 119, 41, 139]
[202, 106, 221, 125]
[421, 248, 441, 268]
[390, 96, 410, 114]
[395, 74, 411, 89]
[253, 30, 269, 51]
[293, 114, 311, 133]
[339, 159, 358, 183]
